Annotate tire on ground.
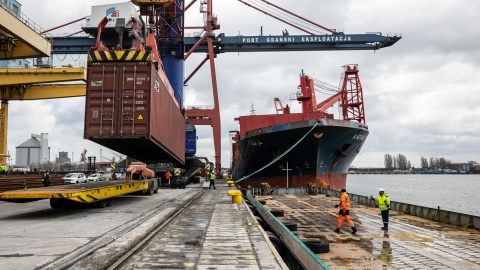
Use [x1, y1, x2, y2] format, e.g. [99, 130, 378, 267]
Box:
[192, 176, 200, 184]
[254, 216, 266, 229]
[50, 198, 64, 209]
[248, 205, 259, 216]
[303, 239, 329, 253]
[153, 179, 159, 194]
[282, 221, 298, 231]
[270, 209, 284, 217]
[106, 198, 114, 207]
[182, 178, 186, 189]
[265, 231, 284, 255]
[96, 199, 107, 208]
[145, 180, 154, 195]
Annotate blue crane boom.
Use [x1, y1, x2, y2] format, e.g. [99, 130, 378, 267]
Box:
[186, 32, 401, 53]
[50, 32, 401, 54]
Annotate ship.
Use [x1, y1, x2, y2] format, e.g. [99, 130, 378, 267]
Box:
[230, 65, 369, 191]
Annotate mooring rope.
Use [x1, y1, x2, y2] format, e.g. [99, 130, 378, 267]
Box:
[235, 122, 319, 183]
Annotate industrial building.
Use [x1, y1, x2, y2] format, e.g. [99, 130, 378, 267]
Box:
[15, 133, 50, 167]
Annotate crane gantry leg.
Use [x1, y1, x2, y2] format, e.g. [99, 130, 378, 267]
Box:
[0, 68, 87, 167]
[184, 0, 222, 177]
[0, 100, 9, 166]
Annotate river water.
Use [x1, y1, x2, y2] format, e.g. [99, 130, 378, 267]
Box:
[346, 174, 480, 217]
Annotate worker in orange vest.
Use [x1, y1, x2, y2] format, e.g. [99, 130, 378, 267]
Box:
[334, 188, 357, 234]
[165, 171, 172, 187]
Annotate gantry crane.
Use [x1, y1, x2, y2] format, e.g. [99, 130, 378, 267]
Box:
[0, 3, 86, 166]
[5, 0, 402, 177]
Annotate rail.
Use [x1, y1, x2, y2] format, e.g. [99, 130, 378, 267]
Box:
[49, 189, 202, 270]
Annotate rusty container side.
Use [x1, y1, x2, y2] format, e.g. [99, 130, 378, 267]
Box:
[84, 61, 185, 164]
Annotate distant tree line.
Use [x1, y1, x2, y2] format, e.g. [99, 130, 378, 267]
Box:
[384, 154, 411, 171]
[384, 154, 477, 171]
[420, 156, 452, 171]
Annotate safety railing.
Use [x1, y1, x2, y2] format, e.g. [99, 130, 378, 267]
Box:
[1, 1, 52, 39]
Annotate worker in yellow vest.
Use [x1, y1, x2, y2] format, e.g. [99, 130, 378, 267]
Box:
[42, 170, 51, 187]
[208, 171, 216, 189]
[371, 188, 391, 230]
[0, 164, 6, 175]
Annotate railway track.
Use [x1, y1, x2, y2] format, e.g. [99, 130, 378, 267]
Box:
[1, 179, 288, 270]
[106, 189, 207, 270]
[44, 188, 203, 270]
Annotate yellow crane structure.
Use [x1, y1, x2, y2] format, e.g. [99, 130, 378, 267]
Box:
[0, 4, 86, 167]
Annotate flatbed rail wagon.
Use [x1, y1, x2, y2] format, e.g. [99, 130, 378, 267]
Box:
[0, 180, 157, 208]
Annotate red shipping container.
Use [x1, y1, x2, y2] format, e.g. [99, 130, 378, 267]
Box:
[84, 61, 185, 165]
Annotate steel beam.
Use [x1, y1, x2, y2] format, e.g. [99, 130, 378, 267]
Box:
[0, 7, 51, 59]
[0, 67, 86, 86]
[0, 84, 86, 100]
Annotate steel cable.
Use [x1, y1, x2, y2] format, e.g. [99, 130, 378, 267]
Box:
[242, 0, 329, 35]
[235, 122, 319, 183]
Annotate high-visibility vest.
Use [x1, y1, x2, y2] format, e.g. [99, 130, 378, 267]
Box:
[376, 194, 391, 211]
[209, 172, 215, 181]
[339, 192, 351, 210]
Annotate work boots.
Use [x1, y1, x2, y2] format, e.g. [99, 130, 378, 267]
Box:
[352, 226, 357, 234]
[334, 228, 340, 233]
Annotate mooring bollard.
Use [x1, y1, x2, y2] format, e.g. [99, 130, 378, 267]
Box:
[227, 180, 235, 187]
[227, 190, 242, 204]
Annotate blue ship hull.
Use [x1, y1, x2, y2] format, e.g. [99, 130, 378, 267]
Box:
[231, 118, 368, 190]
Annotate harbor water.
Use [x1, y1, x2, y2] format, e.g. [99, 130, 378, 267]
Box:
[346, 173, 480, 217]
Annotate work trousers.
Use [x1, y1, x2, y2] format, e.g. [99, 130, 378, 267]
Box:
[381, 210, 389, 229]
[337, 210, 354, 228]
[209, 180, 215, 189]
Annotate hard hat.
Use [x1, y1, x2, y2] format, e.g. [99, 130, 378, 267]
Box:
[379, 188, 384, 192]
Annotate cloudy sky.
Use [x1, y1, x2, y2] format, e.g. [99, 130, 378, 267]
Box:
[8, 0, 480, 169]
